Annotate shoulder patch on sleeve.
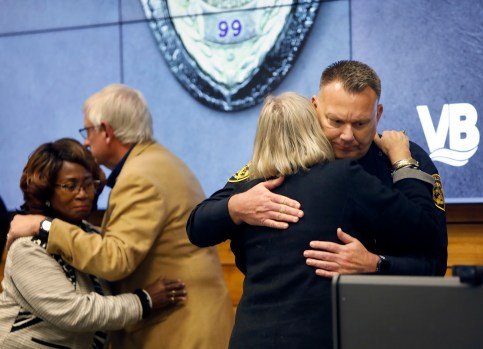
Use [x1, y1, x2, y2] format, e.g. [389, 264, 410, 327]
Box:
[432, 174, 445, 211]
[228, 163, 250, 183]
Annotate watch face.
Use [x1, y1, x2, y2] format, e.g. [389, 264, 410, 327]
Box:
[41, 220, 52, 232]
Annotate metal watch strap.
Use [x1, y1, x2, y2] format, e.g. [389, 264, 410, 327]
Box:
[392, 158, 419, 172]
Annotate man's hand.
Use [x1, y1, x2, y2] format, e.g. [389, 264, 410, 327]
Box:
[228, 176, 304, 229]
[7, 214, 45, 249]
[304, 228, 379, 278]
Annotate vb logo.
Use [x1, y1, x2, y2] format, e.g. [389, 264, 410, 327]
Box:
[417, 103, 480, 166]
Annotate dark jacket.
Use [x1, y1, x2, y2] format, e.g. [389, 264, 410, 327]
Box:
[357, 142, 447, 275]
[227, 159, 438, 348]
[187, 141, 448, 276]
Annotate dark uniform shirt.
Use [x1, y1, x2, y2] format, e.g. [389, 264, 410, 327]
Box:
[357, 142, 447, 275]
[186, 141, 448, 276]
[225, 159, 439, 348]
[106, 145, 135, 189]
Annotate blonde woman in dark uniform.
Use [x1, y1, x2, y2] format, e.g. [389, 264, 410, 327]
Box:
[204, 93, 438, 348]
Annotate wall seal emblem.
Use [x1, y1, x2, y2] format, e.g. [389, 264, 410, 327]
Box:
[140, 0, 320, 111]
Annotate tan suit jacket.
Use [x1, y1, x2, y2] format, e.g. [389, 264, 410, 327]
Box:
[47, 142, 233, 349]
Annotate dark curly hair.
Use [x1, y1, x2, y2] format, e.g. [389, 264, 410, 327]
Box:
[20, 138, 105, 215]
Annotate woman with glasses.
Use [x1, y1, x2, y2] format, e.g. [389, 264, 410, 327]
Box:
[0, 138, 186, 348]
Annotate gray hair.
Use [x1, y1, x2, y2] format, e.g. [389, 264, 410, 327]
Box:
[83, 84, 153, 144]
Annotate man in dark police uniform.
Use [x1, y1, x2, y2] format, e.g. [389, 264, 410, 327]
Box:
[187, 60, 447, 277]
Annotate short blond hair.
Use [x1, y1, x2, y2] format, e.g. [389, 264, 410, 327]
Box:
[84, 84, 153, 144]
[250, 92, 334, 180]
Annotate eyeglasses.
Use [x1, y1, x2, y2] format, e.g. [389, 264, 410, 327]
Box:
[78, 126, 96, 139]
[55, 179, 101, 195]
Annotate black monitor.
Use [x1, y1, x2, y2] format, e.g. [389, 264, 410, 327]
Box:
[332, 275, 483, 349]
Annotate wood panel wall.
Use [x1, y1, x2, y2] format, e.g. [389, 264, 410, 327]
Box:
[1, 204, 482, 303]
[445, 204, 483, 275]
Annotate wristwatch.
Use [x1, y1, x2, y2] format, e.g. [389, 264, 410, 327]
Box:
[39, 217, 53, 241]
[375, 255, 390, 274]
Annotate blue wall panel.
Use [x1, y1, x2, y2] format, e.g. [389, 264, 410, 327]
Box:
[0, 0, 481, 209]
[0, 26, 120, 208]
[351, 0, 483, 201]
[0, 0, 118, 34]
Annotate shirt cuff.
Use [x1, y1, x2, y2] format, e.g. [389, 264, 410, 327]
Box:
[134, 289, 152, 319]
[392, 167, 435, 186]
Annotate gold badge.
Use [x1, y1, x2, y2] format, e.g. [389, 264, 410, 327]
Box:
[432, 174, 445, 211]
[228, 163, 250, 183]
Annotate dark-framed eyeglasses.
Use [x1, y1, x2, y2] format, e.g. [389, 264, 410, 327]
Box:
[55, 179, 101, 195]
[78, 126, 96, 139]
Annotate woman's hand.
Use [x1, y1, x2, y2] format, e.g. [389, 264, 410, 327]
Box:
[374, 130, 411, 164]
[144, 277, 187, 311]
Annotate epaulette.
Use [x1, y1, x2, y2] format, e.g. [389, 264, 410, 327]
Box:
[228, 162, 251, 183]
[431, 174, 445, 211]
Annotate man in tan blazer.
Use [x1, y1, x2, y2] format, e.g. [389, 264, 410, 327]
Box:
[9, 84, 233, 348]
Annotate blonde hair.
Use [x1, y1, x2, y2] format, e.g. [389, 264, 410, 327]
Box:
[83, 84, 153, 144]
[250, 92, 334, 180]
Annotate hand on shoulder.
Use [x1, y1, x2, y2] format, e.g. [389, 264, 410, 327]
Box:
[7, 214, 45, 249]
[228, 177, 303, 229]
[374, 130, 411, 164]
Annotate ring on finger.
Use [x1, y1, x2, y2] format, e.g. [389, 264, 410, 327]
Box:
[171, 290, 176, 296]
[171, 296, 175, 303]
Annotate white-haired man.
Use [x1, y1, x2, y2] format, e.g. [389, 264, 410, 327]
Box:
[9, 84, 233, 349]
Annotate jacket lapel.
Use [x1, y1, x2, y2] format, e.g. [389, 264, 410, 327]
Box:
[100, 141, 155, 230]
